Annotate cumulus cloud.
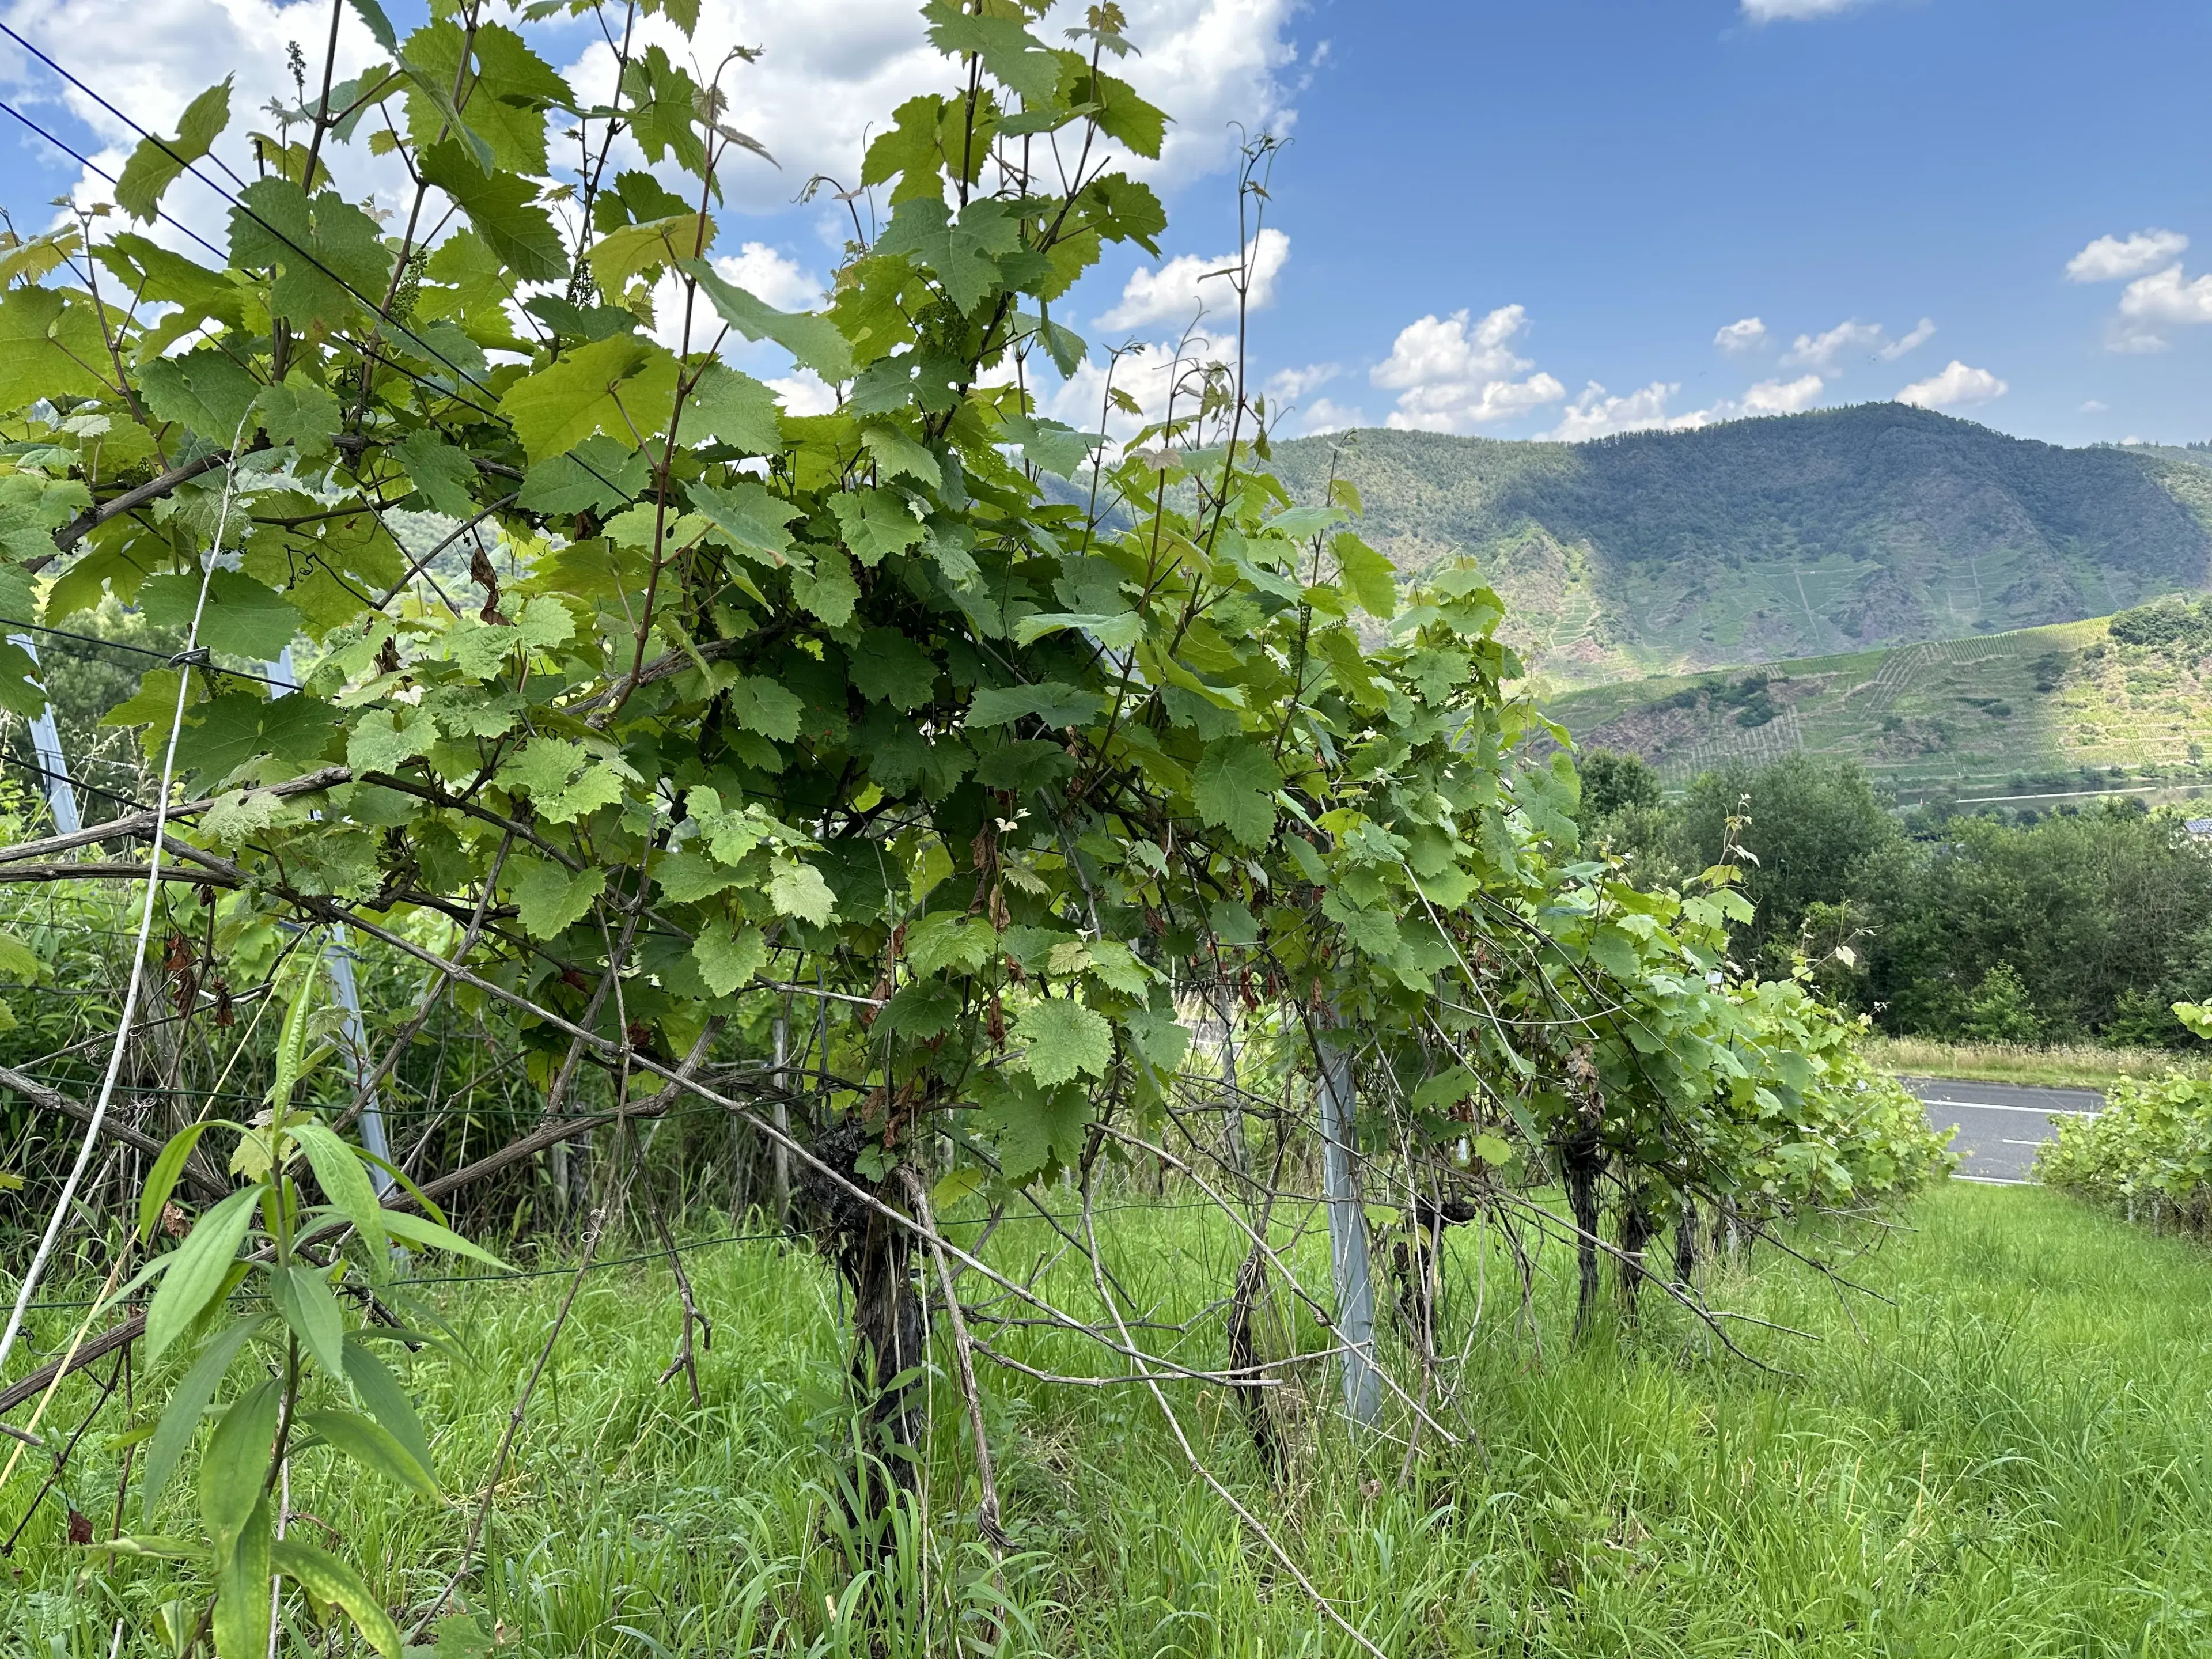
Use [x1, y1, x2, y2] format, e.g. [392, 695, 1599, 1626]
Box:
[4, 0, 1304, 247]
[1896, 360, 2008, 409]
[1096, 228, 1289, 331]
[1540, 373, 1828, 442]
[1741, 0, 1866, 19]
[1782, 319, 1885, 372]
[1714, 317, 1768, 354]
[1369, 305, 1565, 434]
[2113, 262, 2212, 353]
[558, 0, 1305, 217]
[713, 243, 823, 311]
[1738, 373, 1826, 415]
[1263, 361, 1341, 401]
[1288, 396, 1365, 437]
[1878, 317, 1936, 359]
[1545, 382, 1683, 442]
[2080, 399, 2109, 413]
[2066, 229, 2190, 283]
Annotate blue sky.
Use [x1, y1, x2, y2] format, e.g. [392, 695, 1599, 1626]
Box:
[3, 0, 2209, 447]
[1211, 0, 2212, 445]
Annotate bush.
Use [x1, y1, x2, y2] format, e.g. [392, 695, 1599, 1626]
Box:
[2038, 1068, 2212, 1234]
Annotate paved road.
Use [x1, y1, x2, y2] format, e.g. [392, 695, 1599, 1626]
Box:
[1902, 1077, 2104, 1184]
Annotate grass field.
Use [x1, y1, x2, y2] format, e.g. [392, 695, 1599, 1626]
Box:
[1863, 1035, 2207, 1090]
[1540, 611, 2212, 796]
[7, 1181, 2212, 1657]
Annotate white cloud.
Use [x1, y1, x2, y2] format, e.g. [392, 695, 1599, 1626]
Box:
[1545, 382, 1682, 442]
[1096, 227, 1289, 331]
[1714, 317, 1768, 354]
[1263, 361, 1340, 401]
[1540, 370, 1831, 442]
[1782, 319, 1886, 372]
[559, 0, 1305, 218]
[1289, 396, 1364, 437]
[1742, 0, 1865, 19]
[1878, 317, 1936, 359]
[2066, 229, 2190, 283]
[1369, 305, 1565, 433]
[6, 0, 1302, 252]
[1740, 373, 1828, 415]
[712, 243, 823, 312]
[2113, 263, 2212, 353]
[1896, 359, 2008, 409]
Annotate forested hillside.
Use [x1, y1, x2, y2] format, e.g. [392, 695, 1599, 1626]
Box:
[1543, 593, 2212, 796]
[1270, 406, 2212, 685]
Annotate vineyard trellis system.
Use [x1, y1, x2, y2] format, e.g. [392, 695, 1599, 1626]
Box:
[0, 1, 1949, 1652]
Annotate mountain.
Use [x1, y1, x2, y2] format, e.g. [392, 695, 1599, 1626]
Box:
[1539, 594, 2212, 798]
[1267, 405, 2212, 690]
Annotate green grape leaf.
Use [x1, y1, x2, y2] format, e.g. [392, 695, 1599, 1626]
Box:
[116, 78, 232, 223]
[691, 918, 767, 997]
[418, 142, 567, 283]
[967, 681, 1101, 729]
[827, 488, 927, 566]
[767, 859, 835, 925]
[685, 363, 782, 453]
[790, 545, 858, 626]
[1017, 997, 1113, 1086]
[681, 257, 854, 380]
[688, 479, 804, 565]
[849, 627, 937, 710]
[137, 570, 300, 660]
[510, 858, 606, 939]
[1192, 740, 1281, 848]
[228, 179, 395, 330]
[497, 334, 678, 462]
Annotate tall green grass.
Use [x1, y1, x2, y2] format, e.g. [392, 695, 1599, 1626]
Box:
[8, 1181, 2212, 1656]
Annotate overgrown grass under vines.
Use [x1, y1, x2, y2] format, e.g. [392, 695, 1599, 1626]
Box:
[8, 1180, 2210, 1658]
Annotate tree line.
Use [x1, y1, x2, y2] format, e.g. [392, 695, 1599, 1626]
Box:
[1579, 749, 2212, 1047]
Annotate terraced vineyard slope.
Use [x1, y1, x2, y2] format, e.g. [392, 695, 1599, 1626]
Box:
[1270, 406, 2212, 688]
[1541, 596, 2212, 796]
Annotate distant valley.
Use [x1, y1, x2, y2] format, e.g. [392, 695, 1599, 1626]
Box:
[1270, 404, 2212, 690]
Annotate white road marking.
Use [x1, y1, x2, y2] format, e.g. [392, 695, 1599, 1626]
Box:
[1918, 1098, 2094, 1116]
[2001, 1138, 2044, 1147]
[1952, 1174, 2028, 1186]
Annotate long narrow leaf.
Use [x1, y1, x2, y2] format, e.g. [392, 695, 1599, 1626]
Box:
[210, 1494, 272, 1659]
[142, 1314, 267, 1524]
[267, 1263, 346, 1379]
[379, 1209, 513, 1271]
[144, 1188, 262, 1364]
[137, 1120, 235, 1242]
[199, 1378, 279, 1562]
[297, 1407, 438, 1498]
[288, 1122, 387, 1265]
[340, 1336, 435, 1486]
[272, 1537, 404, 1657]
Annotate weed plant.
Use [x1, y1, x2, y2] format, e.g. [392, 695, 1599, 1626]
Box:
[7, 1181, 2210, 1657]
